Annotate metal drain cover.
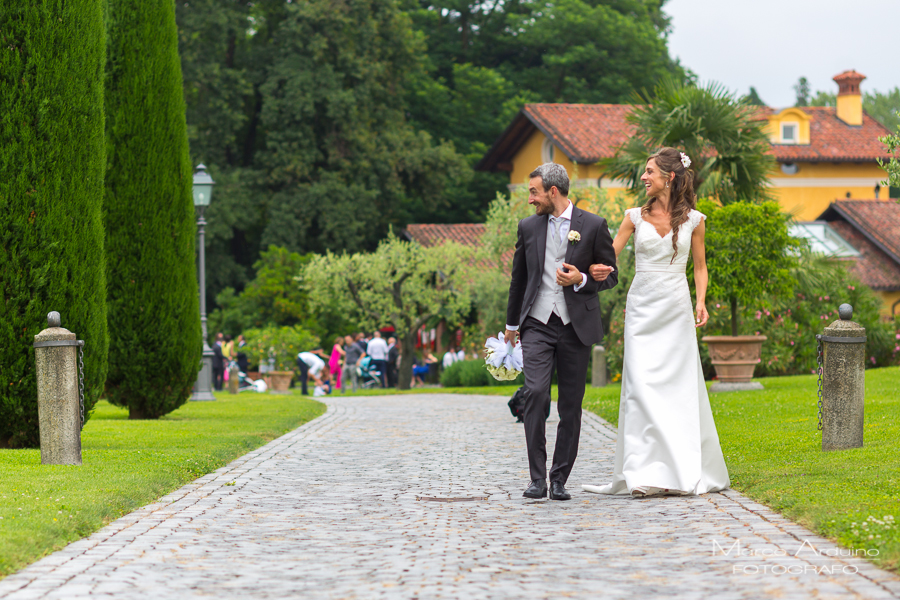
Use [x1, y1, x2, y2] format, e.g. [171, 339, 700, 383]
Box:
[417, 496, 489, 502]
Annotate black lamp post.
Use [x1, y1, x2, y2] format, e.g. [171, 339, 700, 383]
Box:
[191, 164, 216, 401]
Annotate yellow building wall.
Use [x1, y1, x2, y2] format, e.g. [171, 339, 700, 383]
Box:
[879, 290, 900, 318]
[509, 131, 577, 187]
[768, 162, 887, 220]
[509, 132, 630, 201]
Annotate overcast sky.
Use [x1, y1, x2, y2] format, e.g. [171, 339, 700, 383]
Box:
[664, 0, 899, 108]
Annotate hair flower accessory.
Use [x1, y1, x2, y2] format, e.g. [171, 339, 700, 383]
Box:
[567, 230, 581, 244]
[680, 152, 691, 169]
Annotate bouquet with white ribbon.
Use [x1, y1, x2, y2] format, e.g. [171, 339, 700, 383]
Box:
[484, 332, 524, 381]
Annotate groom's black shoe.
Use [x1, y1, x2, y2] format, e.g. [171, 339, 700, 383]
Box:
[523, 480, 547, 498]
[549, 481, 571, 501]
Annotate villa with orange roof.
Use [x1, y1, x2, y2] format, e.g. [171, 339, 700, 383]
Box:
[475, 70, 894, 222]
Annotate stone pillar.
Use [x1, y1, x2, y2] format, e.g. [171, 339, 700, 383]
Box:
[228, 364, 240, 394]
[33, 312, 82, 466]
[820, 304, 866, 451]
[591, 345, 607, 387]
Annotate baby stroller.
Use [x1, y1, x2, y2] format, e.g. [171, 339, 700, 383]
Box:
[238, 370, 267, 393]
[357, 356, 383, 389]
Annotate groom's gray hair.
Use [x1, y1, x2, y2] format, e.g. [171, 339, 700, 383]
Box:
[530, 163, 569, 196]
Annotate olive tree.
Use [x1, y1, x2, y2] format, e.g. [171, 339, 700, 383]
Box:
[302, 235, 474, 389]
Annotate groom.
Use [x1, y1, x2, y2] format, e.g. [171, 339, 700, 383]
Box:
[505, 163, 618, 500]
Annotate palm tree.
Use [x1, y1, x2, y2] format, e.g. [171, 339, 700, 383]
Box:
[600, 77, 775, 205]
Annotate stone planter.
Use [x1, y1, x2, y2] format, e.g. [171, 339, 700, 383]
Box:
[701, 335, 767, 391]
[268, 371, 294, 393]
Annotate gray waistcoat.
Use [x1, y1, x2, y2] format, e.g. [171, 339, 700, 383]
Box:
[528, 225, 570, 325]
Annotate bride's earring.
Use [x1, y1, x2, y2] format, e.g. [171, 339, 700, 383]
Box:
[665, 182, 669, 188]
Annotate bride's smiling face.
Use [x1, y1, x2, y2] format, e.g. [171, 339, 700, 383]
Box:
[640, 158, 672, 198]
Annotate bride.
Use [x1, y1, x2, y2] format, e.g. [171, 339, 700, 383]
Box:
[583, 147, 729, 497]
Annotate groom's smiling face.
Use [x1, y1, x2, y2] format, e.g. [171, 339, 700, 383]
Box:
[528, 177, 554, 216]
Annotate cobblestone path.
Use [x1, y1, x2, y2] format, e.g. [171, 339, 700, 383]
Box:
[2, 394, 899, 599]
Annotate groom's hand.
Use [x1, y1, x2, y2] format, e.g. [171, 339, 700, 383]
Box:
[589, 263, 614, 281]
[504, 329, 518, 344]
[556, 263, 583, 287]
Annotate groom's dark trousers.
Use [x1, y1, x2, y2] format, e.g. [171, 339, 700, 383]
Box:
[520, 313, 591, 483]
[506, 205, 618, 485]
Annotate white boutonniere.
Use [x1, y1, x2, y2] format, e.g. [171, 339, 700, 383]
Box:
[567, 230, 581, 244]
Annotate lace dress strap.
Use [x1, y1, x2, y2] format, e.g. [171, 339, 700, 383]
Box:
[627, 207, 643, 229]
[688, 209, 707, 230]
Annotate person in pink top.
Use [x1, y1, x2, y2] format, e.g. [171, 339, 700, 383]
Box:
[329, 337, 345, 391]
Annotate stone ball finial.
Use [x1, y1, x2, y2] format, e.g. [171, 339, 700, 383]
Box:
[838, 304, 853, 321]
[47, 311, 61, 328]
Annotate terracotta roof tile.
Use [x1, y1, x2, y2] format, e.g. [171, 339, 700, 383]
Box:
[827, 221, 900, 290]
[819, 200, 900, 290]
[756, 107, 892, 162]
[405, 223, 486, 248]
[479, 103, 892, 171]
[522, 104, 636, 163]
[405, 223, 514, 271]
[823, 200, 900, 262]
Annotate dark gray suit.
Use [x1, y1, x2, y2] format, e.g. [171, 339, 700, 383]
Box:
[506, 206, 618, 484]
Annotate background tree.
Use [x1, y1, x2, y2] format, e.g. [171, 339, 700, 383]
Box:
[208, 246, 355, 348]
[0, 0, 109, 446]
[175, 0, 684, 310]
[176, 0, 472, 311]
[303, 236, 474, 389]
[600, 78, 775, 204]
[104, 0, 202, 419]
[744, 87, 765, 106]
[700, 200, 800, 336]
[793, 76, 811, 107]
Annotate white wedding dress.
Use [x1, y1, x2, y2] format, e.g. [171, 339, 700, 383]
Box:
[584, 208, 730, 496]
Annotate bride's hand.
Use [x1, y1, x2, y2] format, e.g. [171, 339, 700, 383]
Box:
[589, 263, 614, 281]
[695, 305, 709, 328]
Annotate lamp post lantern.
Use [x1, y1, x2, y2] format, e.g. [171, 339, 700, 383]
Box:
[191, 164, 216, 401]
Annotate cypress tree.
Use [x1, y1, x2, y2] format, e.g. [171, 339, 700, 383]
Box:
[0, 1, 109, 446]
[104, 0, 201, 418]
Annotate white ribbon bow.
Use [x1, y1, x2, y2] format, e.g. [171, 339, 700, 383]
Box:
[484, 332, 524, 372]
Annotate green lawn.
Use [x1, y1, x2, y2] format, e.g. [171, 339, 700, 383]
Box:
[582, 367, 900, 573]
[0, 392, 324, 578]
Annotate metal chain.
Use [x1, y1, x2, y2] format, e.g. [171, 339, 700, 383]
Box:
[815, 334, 824, 431]
[77, 341, 85, 431]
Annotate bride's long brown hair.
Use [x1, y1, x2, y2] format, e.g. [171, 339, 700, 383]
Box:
[641, 147, 697, 263]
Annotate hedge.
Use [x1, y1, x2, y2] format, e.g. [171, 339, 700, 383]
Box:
[0, 0, 109, 446]
[103, 0, 201, 418]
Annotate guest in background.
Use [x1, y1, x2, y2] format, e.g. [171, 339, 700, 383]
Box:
[297, 348, 327, 396]
[387, 336, 399, 388]
[342, 335, 363, 393]
[236, 334, 249, 373]
[412, 355, 429, 387]
[212, 333, 225, 391]
[366, 331, 389, 387]
[329, 337, 345, 392]
[457, 345, 466, 362]
[442, 345, 459, 369]
[355, 332, 368, 354]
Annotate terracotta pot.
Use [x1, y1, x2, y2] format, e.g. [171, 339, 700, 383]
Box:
[268, 370, 294, 393]
[701, 335, 767, 383]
